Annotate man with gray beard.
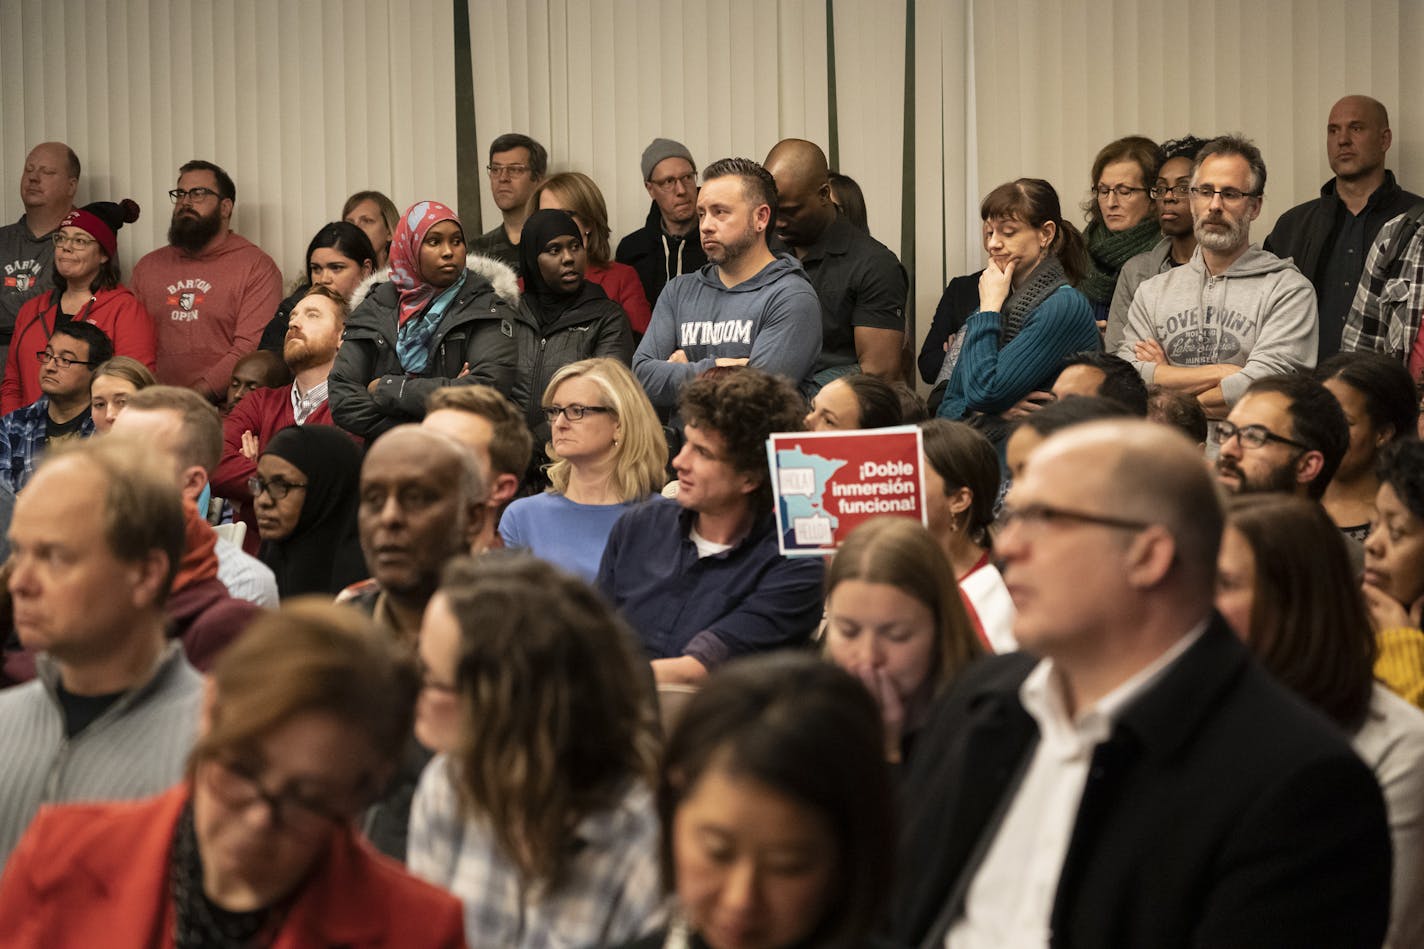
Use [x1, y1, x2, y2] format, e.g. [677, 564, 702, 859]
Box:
[1115, 136, 1318, 420]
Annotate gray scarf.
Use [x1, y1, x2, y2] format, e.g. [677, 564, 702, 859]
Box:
[1001, 255, 1069, 343]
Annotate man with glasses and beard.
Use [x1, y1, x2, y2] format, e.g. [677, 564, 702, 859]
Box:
[1116, 136, 1318, 420]
[1213, 372, 1348, 500]
[632, 157, 821, 414]
[131, 160, 282, 403]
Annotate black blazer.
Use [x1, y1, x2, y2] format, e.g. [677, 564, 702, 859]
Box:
[889, 618, 1392, 949]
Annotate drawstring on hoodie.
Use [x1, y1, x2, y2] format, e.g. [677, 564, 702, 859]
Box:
[663, 232, 687, 283]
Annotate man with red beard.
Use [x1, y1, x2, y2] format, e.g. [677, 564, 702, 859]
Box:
[211, 285, 354, 552]
[131, 160, 282, 401]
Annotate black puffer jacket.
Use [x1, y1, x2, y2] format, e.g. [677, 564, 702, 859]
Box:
[328, 254, 520, 440]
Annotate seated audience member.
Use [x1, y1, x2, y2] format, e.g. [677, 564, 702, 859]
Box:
[607, 654, 892, 949]
[0, 602, 465, 946]
[1, 199, 153, 414]
[131, 160, 283, 400]
[212, 285, 351, 553]
[1219, 494, 1424, 947]
[598, 369, 824, 684]
[89, 355, 155, 434]
[423, 385, 533, 553]
[1050, 350, 1150, 414]
[616, 138, 707, 311]
[0, 320, 109, 492]
[0, 438, 199, 867]
[1081, 135, 1162, 328]
[1103, 135, 1208, 351]
[1004, 394, 1135, 481]
[510, 209, 634, 454]
[921, 419, 1015, 652]
[828, 170, 869, 233]
[1318, 352, 1418, 541]
[891, 419, 1392, 949]
[532, 171, 652, 334]
[632, 158, 821, 413]
[471, 133, 548, 275]
[222, 349, 290, 415]
[342, 189, 399, 270]
[329, 200, 519, 440]
[823, 517, 982, 763]
[1146, 383, 1209, 445]
[258, 221, 376, 351]
[409, 555, 663, 947]
[254, 425, 365, 599]
[764, 139, 908, 384]
[1342, 202, 1424, 369]
[935, 179, 1099, 447]
[501, 359, 666, 581]
[804, 373, 903, 430]
[1214, 374, 1347, 504]
[112, 387, 266, 667]
[1363, 438, 1424, 709]
[1118, 136, 1318, 419]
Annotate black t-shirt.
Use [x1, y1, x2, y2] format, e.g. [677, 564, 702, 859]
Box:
[45, 405, 91, 442]
[55, 681, 125, 738]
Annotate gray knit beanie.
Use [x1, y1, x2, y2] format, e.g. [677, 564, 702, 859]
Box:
[641, 138, 697, 181]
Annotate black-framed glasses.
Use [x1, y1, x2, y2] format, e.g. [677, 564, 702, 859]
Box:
[650, 172, 697, 193]
[51, 233, 97, 250]
[248, 476, 309, 501]
[1188, 186, 1260, 204]
[1000, 502, 1153, 534]
[202, 755, 357, 835]
[1092, 185, 1149, 199]
[1149, 184, 1191, 200]
[486, 163, 531, 179]
[1213, 420, 1309, 451]
[542, 403, 613, 423]
[168, 187, 221, 204]
[35, 350, 94, 369]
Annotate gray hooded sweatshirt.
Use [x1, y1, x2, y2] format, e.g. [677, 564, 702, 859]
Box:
[1116, 244, 1318, 406]
[633, 253, 821, 409]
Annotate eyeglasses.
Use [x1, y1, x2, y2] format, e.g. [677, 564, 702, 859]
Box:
[202, 755, 357, 836]
[1213, 420, 1309, 451]
[168, 187, 221, 203]
[542, 403, 613, 423]
[248, 476, 309, 501]
[1188, 186, 1260, 204]
[1092, 185, 1149, 199]
[486, 163, 532, 179]
[650, 172, 697, 193]
[51, 234, 97, 250]
[1149, 184, 1191, 200]
[1000, 502, 1153, 534]
[35, 350, 94, 369]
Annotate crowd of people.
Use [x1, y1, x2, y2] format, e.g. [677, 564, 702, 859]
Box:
[0, 90, 1422, 948]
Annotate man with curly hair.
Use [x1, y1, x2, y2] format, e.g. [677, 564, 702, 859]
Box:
[597, 367, 823, 684]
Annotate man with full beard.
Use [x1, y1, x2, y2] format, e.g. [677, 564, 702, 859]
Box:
[1116, 136, 1318, 420]
[210, 285, 358, 553]
[1213, 372, 1348, 501]
[131, 160, 281, 401]
[632, 157, 821, 414]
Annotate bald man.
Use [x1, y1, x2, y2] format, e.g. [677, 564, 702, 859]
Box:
[892, 420, 1391, 949]
[763, 139, 907, 385]
[0, 142, 79, 362]
[1266, 95, 1421, 361]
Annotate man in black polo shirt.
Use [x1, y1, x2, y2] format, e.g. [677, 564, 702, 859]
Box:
[1265, 95, 1421, 361]
[764, 139, 908, 388]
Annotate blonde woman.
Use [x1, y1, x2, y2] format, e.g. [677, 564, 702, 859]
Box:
[500, 357, 667, 580]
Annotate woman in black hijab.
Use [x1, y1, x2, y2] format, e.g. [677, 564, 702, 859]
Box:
[510, 209, 634, 457]
[252, 425, 366, 598]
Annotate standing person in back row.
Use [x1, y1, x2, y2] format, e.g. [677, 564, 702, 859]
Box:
[0, 143, 79, 367]
[470, 133, 547, 278]
[616, 138, 708, 311]
[131, 160, 283, 402]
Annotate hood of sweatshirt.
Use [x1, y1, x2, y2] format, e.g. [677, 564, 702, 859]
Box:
[690, 251, 810, 293]
[347, 252, 521, 312]
[1186, 243, 1302, 279]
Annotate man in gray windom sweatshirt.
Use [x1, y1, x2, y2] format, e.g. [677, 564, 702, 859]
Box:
[1117, 135, 1318, 420]
[633, 157, 821, 411]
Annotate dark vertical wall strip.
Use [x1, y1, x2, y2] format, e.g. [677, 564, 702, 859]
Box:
[453, 0, 481, 231]
[901, 0, 916, 350]
[825, 0, 840, 170]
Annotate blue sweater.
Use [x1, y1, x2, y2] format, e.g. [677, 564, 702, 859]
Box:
[937, 285, 1099, 420]
[498, 492, 636, 583]
[595, 497, 825, 669]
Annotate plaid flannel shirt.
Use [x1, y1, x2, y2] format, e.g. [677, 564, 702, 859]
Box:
[1342, 212, 1424, 361]
[0, 396, 93, 493]
[407, 755, 667, 948]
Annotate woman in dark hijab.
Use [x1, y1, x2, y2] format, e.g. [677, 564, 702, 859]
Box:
[251, 425, 366, 598]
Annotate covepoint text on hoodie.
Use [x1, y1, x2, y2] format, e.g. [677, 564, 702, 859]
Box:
[131, 232, 283, 398]
[1116, 245, 1318, 406]
[632, 253, 821, 409]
